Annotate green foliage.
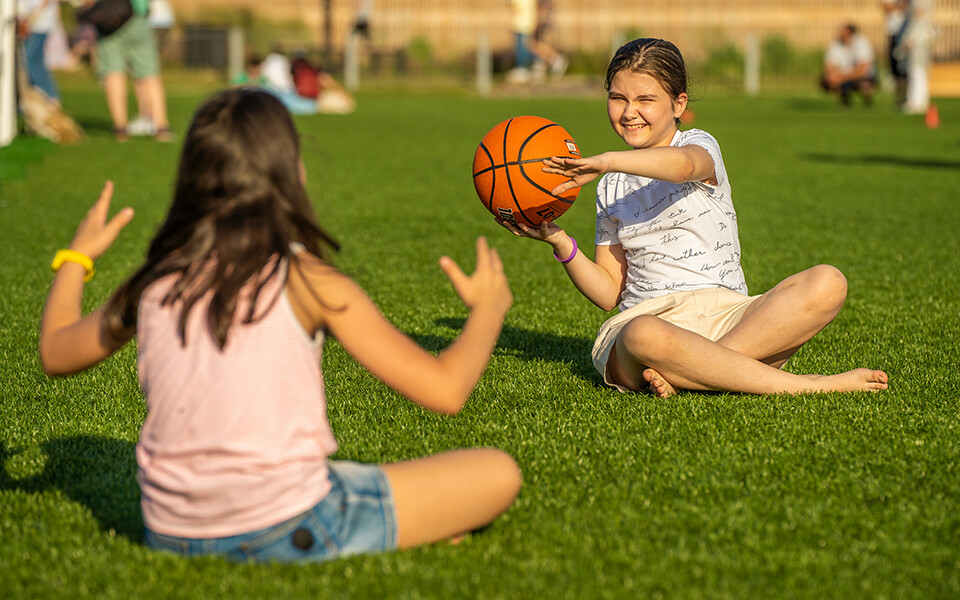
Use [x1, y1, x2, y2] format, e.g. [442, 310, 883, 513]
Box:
[406, 36, 435, 70]
[2, 85, 959, 599]
[697, 41, 745, 91]
[761, 35, 824, 79]
[567, 48, 611, 80]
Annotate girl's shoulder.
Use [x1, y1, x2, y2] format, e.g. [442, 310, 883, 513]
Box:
[675, 128, 721, 150]
[285, 250, 355, 335]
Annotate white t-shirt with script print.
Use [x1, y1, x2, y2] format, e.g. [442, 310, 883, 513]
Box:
[595, 128, 747, 311]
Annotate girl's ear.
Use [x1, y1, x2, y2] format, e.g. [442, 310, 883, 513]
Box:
[298, 159, 307, 185]
[673, 93, 689, 119]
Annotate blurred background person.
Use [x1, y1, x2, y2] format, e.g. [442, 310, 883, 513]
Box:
[506, 0, 536, 83]
[87, 0, 172, 141]
[127, 0, 175, 136]
[17, 0, 63, 104]
[528, 0, 567, 82]
[881, 0, 909, 108]
[899, 0, 935, 115]
[352, 0, 372, 41]
[821, 22, 877, 106]
[259, 49, 355, 115]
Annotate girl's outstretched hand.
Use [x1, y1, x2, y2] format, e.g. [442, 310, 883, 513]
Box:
[543, 153, 610, 196]
[69, 181, 135, 260]
[439, 237, 512, 316]
[497, 218, 567, 246]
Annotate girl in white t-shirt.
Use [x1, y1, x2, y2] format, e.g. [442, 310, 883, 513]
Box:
[500, 38, 888, 398]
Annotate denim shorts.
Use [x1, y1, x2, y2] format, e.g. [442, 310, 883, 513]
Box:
[143, 461, 397, 563]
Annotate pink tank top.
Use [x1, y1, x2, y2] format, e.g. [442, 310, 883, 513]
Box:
[135, 264, 338, 538]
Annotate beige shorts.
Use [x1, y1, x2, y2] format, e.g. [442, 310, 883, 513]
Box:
[592, 287, 761, 392]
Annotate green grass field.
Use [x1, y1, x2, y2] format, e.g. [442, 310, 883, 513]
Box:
[2, 81, 959, 599]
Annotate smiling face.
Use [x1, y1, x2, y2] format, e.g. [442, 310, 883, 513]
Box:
[606, 70, 687, 149]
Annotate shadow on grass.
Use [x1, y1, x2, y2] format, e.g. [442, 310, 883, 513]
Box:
[799, 152, 960, 170]
[785, 98, 839, 111]
[417, 318, 604, 388]
[0, 136, 54, 183]
[0, 435, 142, 540]
[72, 116, 118, 136]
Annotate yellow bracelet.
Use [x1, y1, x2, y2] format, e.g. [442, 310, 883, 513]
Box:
[51, 249, 95, 282]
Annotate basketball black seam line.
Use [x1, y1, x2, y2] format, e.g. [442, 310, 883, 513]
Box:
[513, 123, 569, 223]
[503, 119, 527, 224]
[476, 142, 496, 212]
[519, 164, 575, 205]
[472, 156, 552, 178]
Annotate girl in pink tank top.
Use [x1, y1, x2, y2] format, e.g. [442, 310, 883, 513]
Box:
[39, 88, 520, 563]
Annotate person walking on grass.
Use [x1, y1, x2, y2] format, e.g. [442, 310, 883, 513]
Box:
[498, 38, 888, 398]
[83, 0, 173, 141]
[39, 88, 520, 562]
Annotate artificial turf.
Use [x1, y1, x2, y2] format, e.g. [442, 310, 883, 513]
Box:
[1, 82, 958, 599]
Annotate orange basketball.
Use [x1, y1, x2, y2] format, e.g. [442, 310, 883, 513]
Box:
[472, 116, 582, 227]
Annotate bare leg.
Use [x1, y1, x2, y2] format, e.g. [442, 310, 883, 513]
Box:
[633, 265, 868, 398]
[381, 448, 521, 549]
[103, 72, 128, 139]
[610, 314, 887, 396]
[134, 78, 151, 121]
[140, 75, 170, 138]
[719, 265, 848, 367]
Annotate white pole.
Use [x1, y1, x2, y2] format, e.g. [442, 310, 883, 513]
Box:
[744, 33, 760, 96]
[227, 26, 245, 83]
[0, 0, 17, 147]
[611, 31, 626, 58]
[344, 31, 359, 91]
[476, 31, 491, 96]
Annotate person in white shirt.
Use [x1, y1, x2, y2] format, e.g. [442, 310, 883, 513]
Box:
[821, 23, 878, 106]
[899, 0, 936, 114]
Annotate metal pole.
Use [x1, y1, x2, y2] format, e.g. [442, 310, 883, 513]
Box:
[323, 0, 332, 72]
[345, 31, 359, 91]
[745, 33, 760, 96]
[0, 0, 17, 146]
[476, 31, 492, 96]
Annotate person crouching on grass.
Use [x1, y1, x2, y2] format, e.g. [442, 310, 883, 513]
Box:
[498, 38, 888, 398]
[39, 88, 520, 562]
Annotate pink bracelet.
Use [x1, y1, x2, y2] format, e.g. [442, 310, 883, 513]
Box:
[553, 237, 578, 263]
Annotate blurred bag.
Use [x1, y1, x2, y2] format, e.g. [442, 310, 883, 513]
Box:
[76, 0, 134, 38]
[292, 61, 321, 99]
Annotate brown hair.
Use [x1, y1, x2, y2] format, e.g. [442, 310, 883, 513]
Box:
[605, 38, 688, 118]
[104, 88, 339, 348]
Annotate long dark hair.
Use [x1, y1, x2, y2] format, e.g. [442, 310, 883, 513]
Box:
[104, 88, 339, 348]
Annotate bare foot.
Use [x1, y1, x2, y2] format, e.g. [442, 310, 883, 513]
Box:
[643, 368, 677, 398]
[803, 369, 889, 393]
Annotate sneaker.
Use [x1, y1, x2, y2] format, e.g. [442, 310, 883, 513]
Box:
[550, 55, 568, 79]
[128, 115, 156, 136]
[506, 67, 531, 84]
[154, 127, 174, 143]
[531, 61, 548, 83]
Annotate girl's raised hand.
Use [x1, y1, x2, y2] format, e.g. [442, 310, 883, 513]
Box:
[543, 154, 610, 196]
[69, 181, 135, 260]
[438, 237, 512, 316]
